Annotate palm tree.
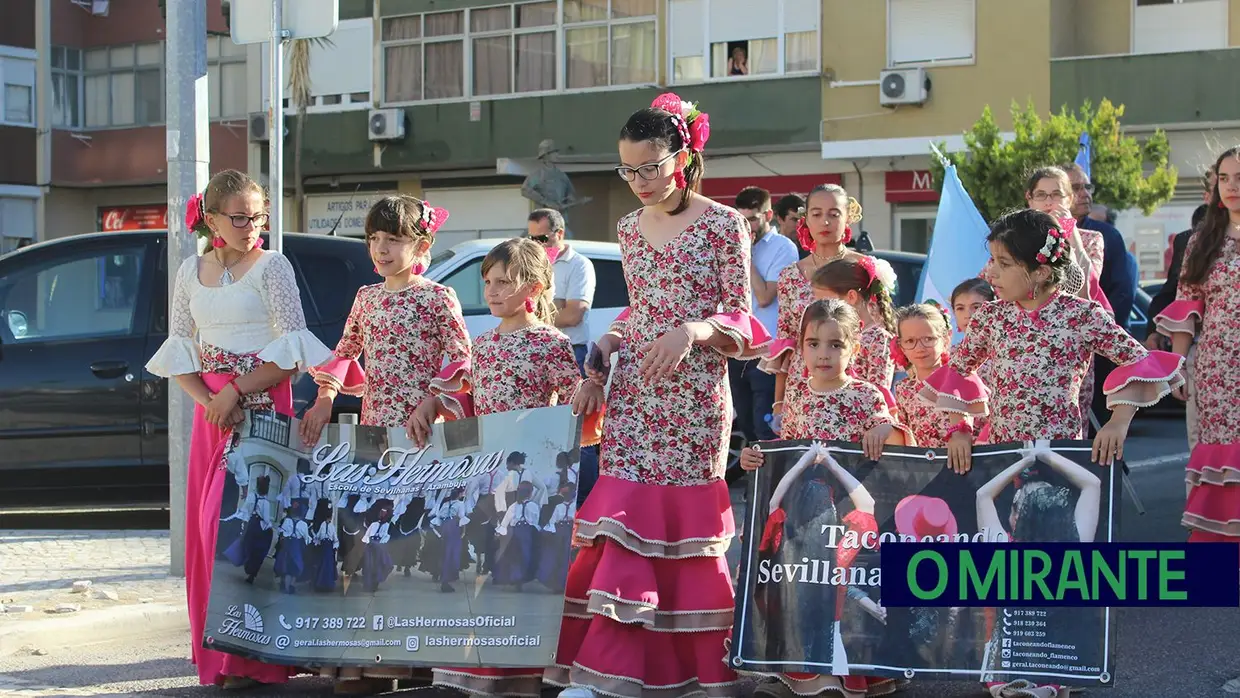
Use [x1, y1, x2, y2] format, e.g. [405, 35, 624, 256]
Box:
[285, 37, 331, 231]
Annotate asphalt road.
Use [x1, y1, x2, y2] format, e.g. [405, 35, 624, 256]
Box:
[2, 418, 1236, 698]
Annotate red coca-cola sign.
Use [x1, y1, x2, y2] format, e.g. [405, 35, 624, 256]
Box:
[99, 205, 169, 232]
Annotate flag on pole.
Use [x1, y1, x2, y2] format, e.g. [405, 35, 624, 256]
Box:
[1075, 132, 1092, 179]
[915, 145, 991, 328]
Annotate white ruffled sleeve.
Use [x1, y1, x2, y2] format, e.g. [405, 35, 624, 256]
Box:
[255, 253, 334, 371]
[145, 256, 202, 377]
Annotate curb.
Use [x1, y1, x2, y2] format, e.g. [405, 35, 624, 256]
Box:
[0, 602, 187, 657]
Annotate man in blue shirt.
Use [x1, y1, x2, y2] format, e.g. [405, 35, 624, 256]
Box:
[732, 186, 799, 443]
[1063, 163, 1139, 436]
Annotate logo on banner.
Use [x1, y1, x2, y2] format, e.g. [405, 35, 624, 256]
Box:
[218, 603, 273, 646]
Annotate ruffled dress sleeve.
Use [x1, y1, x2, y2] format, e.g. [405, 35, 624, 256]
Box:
[918, 303, 995, 417]
[862, 383, 916, 446]
[308, 290, 367, 396]
[1155, 236, 1205, 338]
[758, 269, 798, 375]
[145, 256, 201, 377]
[427, 286, 475, 421]
[702, 209, 772, 360]
[1082, 302, 1185, 408]
[255, 253, 335, 371]
[608, 307, 631, 340]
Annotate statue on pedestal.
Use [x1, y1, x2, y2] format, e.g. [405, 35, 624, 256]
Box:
[521, 139, 592, 212]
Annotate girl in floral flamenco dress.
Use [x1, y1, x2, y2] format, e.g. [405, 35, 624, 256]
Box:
[407, 236, 603, 697]
[891, 302, 974, 472]
[551, 93, 770, 698]
[741, 299, 911, 698]
[300, 194, 470, 695]
[761, 184, 866, 438]
[920, 208, 1182, 698]
[1155, 146, 1240, 566]
[949, 278, 997, 439]
[812, 256, 900, 404]
[145, 169, 334, 689]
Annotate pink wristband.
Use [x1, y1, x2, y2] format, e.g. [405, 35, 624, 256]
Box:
[945, 421, 973, 439]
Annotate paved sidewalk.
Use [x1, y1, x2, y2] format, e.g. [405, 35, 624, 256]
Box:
[0, 530, 187, 656]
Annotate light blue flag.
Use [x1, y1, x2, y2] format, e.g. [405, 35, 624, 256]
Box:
[1075, 132, 1092, 179]
[915, 148, 991, 341]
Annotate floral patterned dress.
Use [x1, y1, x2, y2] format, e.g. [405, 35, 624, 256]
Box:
[784, 378, 909, 443]
[310, 281, 470, 428]
[895, 373, 970, 448]
[1155, 236, 1240, 542]
[547, 203, 768, 698]
[761, 265, 815, 437]
[853, 323, 896, 396]
[920, 293, 1182, 443]
[1076, 226, 1107, 434]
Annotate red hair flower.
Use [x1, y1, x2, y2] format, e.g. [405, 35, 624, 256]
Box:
[890, 336, 910, 369]
[185, 193, 208, 236]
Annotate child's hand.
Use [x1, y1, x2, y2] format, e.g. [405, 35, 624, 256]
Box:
[862, 424, 892, 461]
[947, 429, 973, 474]
[740, 446, 765, 471]
[406, 397, 439, 448]
[300, 397, 333, 447]
[1092, 421, 1128, 466]
[573, 381, 604, 416]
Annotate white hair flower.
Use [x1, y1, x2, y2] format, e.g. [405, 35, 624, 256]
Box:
[873, 258, 898, 295]
[679, 100, 696, 118]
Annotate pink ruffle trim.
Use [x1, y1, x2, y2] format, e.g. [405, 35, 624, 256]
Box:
[758, 338, 796, 375]
[1101, 350, 1184, 408]
[1155, 299, 1203, 337]
[429, 359, 471, 395]
[705, 311, 772, 361]
[608, 307, 632, 336]
[574, 475, 735, 559]
[308, 356, 365, 397]
[878, 384, 897, 412]
[917, 365, 990, 417]
[438, 392, 474, 422]
[1183, 444, 1240, 538]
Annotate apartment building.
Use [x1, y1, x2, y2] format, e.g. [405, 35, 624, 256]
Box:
[266, 0, 827, 248]
[817, 0, 1240, 269]
[0, 0, 249, 250]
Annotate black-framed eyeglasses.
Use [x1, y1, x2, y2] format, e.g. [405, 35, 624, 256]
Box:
[1031, 191, 1067, 202]
[615, 151, 681, 182]
[528, 234, 552, 244]
[899, 337, 940, 350]
[218, 213, 270, 229]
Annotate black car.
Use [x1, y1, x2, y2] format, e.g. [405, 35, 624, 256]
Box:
[0, 231, 380, 510]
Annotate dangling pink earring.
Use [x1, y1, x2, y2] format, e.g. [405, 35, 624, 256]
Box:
[939, 351, 950, 365]
[411, 262, 427, 276]
[524, 298, 534, 313]
[212, 235, 226, 249]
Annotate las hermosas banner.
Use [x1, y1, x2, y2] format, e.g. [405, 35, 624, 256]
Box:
[728, 438, 1118, 688]
[204, 406, 582, 668]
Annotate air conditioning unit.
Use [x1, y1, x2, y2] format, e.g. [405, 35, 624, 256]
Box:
[248, 112, 270, 143]
[368, 109, 406, 141]
[879, 68, 930, 107]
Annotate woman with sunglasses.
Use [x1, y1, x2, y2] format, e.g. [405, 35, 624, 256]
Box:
[146, 169, 333, 690]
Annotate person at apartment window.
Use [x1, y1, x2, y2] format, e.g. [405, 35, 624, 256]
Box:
[774, 193, 808, 259]
[528, 208, 601, 507]
[733, 186, 799, 445]
[729, 44, 749, 75]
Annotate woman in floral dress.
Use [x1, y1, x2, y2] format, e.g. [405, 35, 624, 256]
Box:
[145, 170, 334, 689]
[300, 194, 470, 696]
[1155, 146, 1240, 553]
[762, 184, 866, 438]
[413, 237, 602, 697]
[550, 94, 769, 698]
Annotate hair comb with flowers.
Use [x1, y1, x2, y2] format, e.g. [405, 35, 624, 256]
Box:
[417, 200, 450, 234]
[650, 92, 711, 189]
[1035, 225, 1070, 265]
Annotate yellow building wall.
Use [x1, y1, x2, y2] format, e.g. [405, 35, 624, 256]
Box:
[1231, 0, 1240, 46]
[819, 0, 1052, 142]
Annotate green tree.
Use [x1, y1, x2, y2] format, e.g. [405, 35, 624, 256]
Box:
[930, 99, 1177, 223]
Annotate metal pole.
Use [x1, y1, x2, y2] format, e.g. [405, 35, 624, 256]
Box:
[268, 0, 285, 253]
[34, 0, 51, 244]
[165, 0, 210, 577]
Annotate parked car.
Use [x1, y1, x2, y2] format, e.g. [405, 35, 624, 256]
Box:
[0, 231, 380, 510]
[425, 239, 628, 344]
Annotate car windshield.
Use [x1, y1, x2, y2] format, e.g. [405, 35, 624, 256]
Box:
[427, 249, 455, 273]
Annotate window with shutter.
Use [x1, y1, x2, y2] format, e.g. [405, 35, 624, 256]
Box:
[887, 0, 975, 66]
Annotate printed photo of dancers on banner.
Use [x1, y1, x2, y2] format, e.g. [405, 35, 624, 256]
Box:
[204, 404, 582, 668]
[729, 439, 1118, 689]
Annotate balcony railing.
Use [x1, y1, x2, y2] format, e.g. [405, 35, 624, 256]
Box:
[249, 411, 292, 448]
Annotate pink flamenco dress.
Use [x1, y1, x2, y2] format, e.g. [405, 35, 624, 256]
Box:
[1155, 236, 1240, 551]
[425, 323, 599, 698]
[545, 203, 770, 698]
[145, 252, 334, 686]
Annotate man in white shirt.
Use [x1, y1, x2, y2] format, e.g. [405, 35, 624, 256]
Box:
[733, 186, 798, 443]
[528, 208, 597, 373]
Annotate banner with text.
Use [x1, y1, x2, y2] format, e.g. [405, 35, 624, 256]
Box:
[728, 439, 1118, 688]
[205, 406, 582, 668]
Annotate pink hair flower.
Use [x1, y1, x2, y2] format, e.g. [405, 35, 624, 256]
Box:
[184, 193, 207, 235]
[651, 92, 687, 117]
[688, 111, 711, 152]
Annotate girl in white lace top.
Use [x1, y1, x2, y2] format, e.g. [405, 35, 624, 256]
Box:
[144, 169, 333, 690]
